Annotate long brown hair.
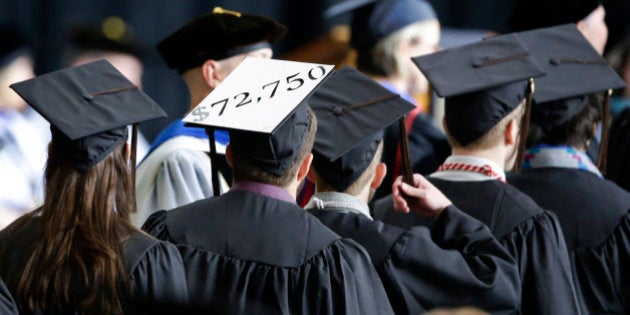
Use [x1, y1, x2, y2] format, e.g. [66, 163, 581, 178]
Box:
[12, 140, 135, 313]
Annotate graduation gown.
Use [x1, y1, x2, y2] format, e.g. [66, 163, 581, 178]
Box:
[134, 130, 228, 227]
[0, 217, 189, 314]
[142, 189, 395, 315]
[0, 277, 17, 315]
[509, 168, 630, 314]
[306, 194, 520, 314]
[607, 107, 630, 192]
[374, 180, 581, 315]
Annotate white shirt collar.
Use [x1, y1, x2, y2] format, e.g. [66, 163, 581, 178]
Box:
[305, 192, 373, 220]
[430, 155, 506, 182]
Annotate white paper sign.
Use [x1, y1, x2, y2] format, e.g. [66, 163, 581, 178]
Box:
[183, 57, 334, 133]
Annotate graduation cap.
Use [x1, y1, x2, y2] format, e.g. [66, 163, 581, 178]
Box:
[413, 33, 546, 170]
[9, 59, 166, 172]
[68, 16, 144, 59]
[511, 24, 625, 172]
[510, 0, 600, 32]
[157, 7, 287, 73]
[183, 57, 334, 195]
[0, 25, 29, 68]
[309, 66, 415, 191]
[350, 0, 437, 50]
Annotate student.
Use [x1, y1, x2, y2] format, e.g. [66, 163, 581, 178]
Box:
[349, 0, 451, 201]
[142, 59, 394, 314]
[374, 34, 583, 314]
[305, 66, 520, 314]
[134, 7, 287, 226]
[507, 24, 630, 315]
[0, 60, 188, 314]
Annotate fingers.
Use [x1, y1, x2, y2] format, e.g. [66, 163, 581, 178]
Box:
[392, 176, 409, 213]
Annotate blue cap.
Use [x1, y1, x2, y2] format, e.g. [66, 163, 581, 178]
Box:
[351, 0, 437, 50]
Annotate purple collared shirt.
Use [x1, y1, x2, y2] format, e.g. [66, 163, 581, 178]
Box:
[230, 181, 296, 204]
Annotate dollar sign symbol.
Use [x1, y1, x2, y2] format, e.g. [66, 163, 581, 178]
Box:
[191, 107, 209, 121]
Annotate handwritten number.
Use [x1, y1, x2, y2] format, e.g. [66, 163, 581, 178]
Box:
[262, 80, 280, 98]
[234, 92, 252, 108]
[191, 106, 210, 122]
[286, 73, 304, 91]
[211, 98, 229, 116]
[308, 66, 326, 80]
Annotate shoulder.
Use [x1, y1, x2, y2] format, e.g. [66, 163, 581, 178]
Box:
[124, 229, 182, 275]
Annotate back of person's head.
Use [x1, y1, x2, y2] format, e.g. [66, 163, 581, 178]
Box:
[5, 60, 166, 314]
[0, 25, 34, 111]
[313, 141, 384, 195]
[65, 17, 145, 86]
[230, 106, 317, 187]
[528, 93, 602, 150]
[445, 99, 526, 151]
[351, 0, 439, 77]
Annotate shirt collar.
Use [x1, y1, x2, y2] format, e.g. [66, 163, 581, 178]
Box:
[230, 181, 296, 204]
[522, 144, 603, 178]
[305, 192, 372, 220]
[431, 155, 506, 182]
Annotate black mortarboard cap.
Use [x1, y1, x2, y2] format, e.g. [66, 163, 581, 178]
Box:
[68, 16, 144, 58]
[0, 25, 29, 67]
[510, 0, 600, 32]
[350, 0, 437, 50]
[183, 57, 334, 178]
[413, 34, 546, 146]
[512, 24, 625, 130]
[10, 59, 166, 172]
[309, 66, 415, 191]
[157, 7, 287, 73]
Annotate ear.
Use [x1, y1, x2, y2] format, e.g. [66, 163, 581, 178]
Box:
[370, 163, 387, 190]
[201, 59, 222, 89]
[225, 144, 232, 167]
[505, 119, 519, 145]
[441, 116, 447, 131]
[296, 153, 313, 182]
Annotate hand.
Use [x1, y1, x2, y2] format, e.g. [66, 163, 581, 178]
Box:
[391, 174, 452, 219]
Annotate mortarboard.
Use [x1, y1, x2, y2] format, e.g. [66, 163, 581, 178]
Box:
[309, 66, 415, 191]
[10, 59, 166, 172]
[413, 33, 545, 146]
[68, 16, 144, 59]
[350, 0, 437, 50]
[157, 7, 287, 73]
[510, 0, 600, 32]
[511, 24, 625, 130]
[183, 57, 334, 195]
[510, 24, 625, 172]
[0, 25, 29, 68]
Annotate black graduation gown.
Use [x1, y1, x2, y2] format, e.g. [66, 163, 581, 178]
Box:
[607, 107, 630, 192]
[375, 113, 450, 202]
[374, 179, 582, 315]
[509, 168, 630, 314]
[309, 205, 520, 314]
[0, 277, 17, 315]
[0, 217, 189, 314]
[142, 190, 395, 315]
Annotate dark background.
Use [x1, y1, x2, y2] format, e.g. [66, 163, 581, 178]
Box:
[2, 0, 628, 142]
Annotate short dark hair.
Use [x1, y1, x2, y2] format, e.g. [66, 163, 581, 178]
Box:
[528, 93, 602, 150]
[231, 108, 317, 187]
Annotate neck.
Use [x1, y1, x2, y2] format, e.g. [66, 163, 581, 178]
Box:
[451, 145, 507, 171]
[182, 69, 213, 112]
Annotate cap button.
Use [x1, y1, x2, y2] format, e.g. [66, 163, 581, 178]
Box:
[83, 94, 94, 101]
